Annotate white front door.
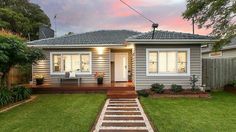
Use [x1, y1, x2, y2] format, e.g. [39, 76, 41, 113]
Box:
[114, 53, 128, 81]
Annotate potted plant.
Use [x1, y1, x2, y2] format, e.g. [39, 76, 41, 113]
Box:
[34, 74, 44, 85]
[94, 72, 105, 84]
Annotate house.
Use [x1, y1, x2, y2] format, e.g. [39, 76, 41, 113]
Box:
[27, 30, 217, 90]
[202, 38, 236, 58]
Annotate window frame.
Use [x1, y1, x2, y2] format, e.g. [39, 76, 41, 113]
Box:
[50, 51, 92, 75]
[146, 48, 190, 76]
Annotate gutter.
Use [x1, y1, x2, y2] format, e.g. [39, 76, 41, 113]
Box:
[126, 39, 219, 44]
[27, 44, 125, 48]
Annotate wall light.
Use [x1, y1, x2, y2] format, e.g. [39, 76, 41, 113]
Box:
[97, 47, 105, 55]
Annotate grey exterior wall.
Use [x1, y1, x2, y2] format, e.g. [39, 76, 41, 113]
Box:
[135, 44, 202, 90]
[202, 49, 236, 58]
[32, 48, 111, 84]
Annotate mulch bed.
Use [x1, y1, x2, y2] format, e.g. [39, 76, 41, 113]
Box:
[147, 89, 210, 98]
[224, 85, 236, 94]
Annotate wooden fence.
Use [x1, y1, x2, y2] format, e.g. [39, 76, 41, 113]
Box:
[202, 57, 236, 90]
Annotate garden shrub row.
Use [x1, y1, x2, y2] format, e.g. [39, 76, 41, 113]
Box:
[0, 86, 31, 106]
[138, 83, 183, 97]
[228, 80, 236, 88]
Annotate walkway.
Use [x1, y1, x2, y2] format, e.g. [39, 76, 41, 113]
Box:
[93, 98, 154, 132]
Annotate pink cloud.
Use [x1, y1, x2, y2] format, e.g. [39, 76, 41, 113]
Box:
[31, 0, 212, 36]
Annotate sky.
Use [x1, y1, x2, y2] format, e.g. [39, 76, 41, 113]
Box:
[30, 0, 212, 37]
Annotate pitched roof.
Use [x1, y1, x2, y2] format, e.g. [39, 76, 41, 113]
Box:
[128, 30, 214, 40]
[28, 30, 140, 46]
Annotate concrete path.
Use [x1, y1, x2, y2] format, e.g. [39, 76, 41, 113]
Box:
[93, 98, 154, 132]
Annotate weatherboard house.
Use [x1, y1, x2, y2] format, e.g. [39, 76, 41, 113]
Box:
[27, 30, 217, 90]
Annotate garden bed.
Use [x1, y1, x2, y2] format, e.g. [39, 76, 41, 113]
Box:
[224, 85, 236, 94]
[0, 96, 37, 113]
[140, 89, 210, 98]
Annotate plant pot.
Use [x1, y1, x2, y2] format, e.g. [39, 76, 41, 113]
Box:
[97, 78, 103, 84]
[36, 78, 44, 85]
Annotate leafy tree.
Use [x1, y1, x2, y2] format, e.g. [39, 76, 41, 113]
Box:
[0, 30, 45, 86]
[183, 0, 236, 51]
[0, 0, 51, 40]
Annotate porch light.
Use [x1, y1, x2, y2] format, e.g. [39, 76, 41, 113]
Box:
[97, 47, 105, 55]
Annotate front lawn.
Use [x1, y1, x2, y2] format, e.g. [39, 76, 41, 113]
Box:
[141, 92, 236, 132]
[0, 94, 106, 132]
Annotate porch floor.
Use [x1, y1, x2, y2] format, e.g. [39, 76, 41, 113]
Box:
[25, 83, 137, 98]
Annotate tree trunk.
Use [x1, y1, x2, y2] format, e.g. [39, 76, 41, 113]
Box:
[0, 68, 11, 88]
[0, 72, 7, 87]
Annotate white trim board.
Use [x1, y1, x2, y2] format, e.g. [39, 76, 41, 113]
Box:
[49, 51, 92, 75]
[146, 48, 191, 76]
[126, 39, 219, 44]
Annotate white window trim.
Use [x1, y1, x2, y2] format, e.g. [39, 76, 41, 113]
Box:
[146, 48, 190, 76]
[50, 51, 92, 75]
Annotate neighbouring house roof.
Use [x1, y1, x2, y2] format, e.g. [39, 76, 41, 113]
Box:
[27, 30, 140, 47]
[202, 38, 236, 53]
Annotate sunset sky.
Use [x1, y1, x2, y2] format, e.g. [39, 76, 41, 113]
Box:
[31, 0, 212, 36]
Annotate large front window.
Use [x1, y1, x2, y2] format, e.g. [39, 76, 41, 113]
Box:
[147, 49, 189, 76]
[50, 52, 91, 74]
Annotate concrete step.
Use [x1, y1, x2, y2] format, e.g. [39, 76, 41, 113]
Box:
[102, 122, 146, 127]
[99, 127, 148, 132]
[103, 116, 144, 121]
[106, 108, 139, 111]
[105, 112, 141, 115]
[107, 104, 138, 107]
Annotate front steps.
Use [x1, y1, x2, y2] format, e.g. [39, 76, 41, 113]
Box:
[107, 90, 137, 98]
[93, 98, 154, 132]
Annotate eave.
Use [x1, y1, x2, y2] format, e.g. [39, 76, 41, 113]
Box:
[126, 39, 219, 44]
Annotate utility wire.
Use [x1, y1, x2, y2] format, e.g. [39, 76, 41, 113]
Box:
[119, 0, 156, 24]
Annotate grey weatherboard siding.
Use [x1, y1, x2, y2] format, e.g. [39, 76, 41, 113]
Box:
[134, 44, 202, 90]
[32, 48, 111, 84]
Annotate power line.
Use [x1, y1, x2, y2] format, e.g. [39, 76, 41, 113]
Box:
[119, 0, 156, 24]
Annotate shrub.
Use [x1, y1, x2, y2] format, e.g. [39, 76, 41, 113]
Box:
[0, 87, 13, 106]
[151, 83, 165, 93]
[228, 80, 236, 87]
[11, 85, 31, 101]
[171, 84, 183, 93]
[137, 90, 149, 97]
[190, 75, 199, 91]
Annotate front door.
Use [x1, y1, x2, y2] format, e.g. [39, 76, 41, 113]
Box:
[114, 53, 128, 81]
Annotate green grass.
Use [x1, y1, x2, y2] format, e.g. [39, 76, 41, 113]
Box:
[140, 92, 236, 132]
[0, 94, 106, 132]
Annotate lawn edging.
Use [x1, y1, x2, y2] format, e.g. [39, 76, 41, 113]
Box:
[0, 95, 37, 113]
[90, 97, 107, 132]
[138, 97, 159, 132]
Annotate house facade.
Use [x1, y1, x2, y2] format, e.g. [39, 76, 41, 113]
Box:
[27, 30, 216, 90]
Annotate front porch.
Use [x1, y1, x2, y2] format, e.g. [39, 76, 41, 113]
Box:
[25, 82, 137, 98]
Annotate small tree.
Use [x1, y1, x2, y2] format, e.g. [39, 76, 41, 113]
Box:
[0, 30, 45, 87]
[183, 0, 236, 51]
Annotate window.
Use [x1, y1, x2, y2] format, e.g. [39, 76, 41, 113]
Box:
[148, 52, 158, 73]
[146, 49, 189, 76]
[50, 52, 91, 75]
